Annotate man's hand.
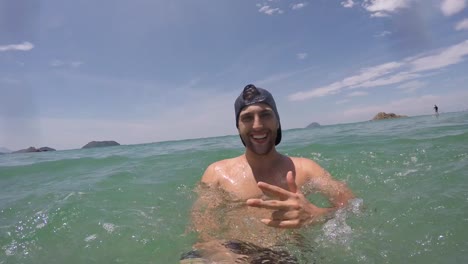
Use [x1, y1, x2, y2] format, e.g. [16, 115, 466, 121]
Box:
[246, 171, 331, 228]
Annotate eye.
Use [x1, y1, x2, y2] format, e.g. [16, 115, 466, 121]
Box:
[240, 115, 253, 122]
[260, 112, 273, 119]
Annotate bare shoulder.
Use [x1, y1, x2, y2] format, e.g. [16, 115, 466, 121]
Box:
[290, 156, 340, 188]
[290, 157, 326, 179]
[201, 156, 244, 185]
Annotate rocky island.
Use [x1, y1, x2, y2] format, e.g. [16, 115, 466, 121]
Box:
[306, 122, 321, 129]
[372, 112, 407, 120]
[82, 141, 120, 149]
[12, 146, 56, 153]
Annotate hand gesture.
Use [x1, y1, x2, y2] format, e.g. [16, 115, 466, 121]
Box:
[246, 171, 328, 228]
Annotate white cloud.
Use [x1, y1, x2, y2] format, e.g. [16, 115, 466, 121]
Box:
[336, 99, 351, 104]
[258, 5, 284, 15]
[289, 61, 403, 100]
[441, 0, 466, 16]
[410, 40, 468, 72]
[341, 0, 356, 8]
[352, 71, 420, 88]
[455, 18, 468, 30]
[50, 60, 64, 67]
[70, 61, 84, 68]
[288, 40, 468, 101]
[288, 83, 339, 100]
[50, 60, 84, 68]
[0, 77, 21, 84]
[370, 11, 390, 17]
[375, 30, 392, 37]
[0, 42, 34, 52]
[291, 2, 307, 10]
[254, 66, 316, 86]
[362, 0, 412, 17]
[397, 80, 425, 93]
[347, 91, 369, 97]
[296, 53, 308, 60]
[346, 0, 466, 18]
[341, 61, 404, 87]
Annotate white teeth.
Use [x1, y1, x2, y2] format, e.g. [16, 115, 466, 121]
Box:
[252, 134, 267, 139]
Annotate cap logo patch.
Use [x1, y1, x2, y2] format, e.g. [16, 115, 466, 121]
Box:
[243, 84, 260, 100]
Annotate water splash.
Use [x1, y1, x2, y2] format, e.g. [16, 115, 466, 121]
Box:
[102, 223, 116, 234]
[84, 234, 97, 242]
[315, 198, 364, 247]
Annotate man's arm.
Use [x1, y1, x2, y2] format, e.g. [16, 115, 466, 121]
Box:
[302, 158, 355, 209]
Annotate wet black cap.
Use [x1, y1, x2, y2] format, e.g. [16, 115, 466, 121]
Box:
[234, 84, 282, 145]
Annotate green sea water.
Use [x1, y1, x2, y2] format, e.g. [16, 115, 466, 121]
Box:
[1, 112, 467, 263]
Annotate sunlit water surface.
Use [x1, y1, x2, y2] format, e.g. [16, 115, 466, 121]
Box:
[1, 112, 467, 263]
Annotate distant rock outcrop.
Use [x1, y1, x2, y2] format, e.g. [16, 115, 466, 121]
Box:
[13, 147, 38, 153]
[13, 146, 56, 153]
[372, 112, 407, 120]
[306, 122, 321, 129]
[38, 147, 56, 152]
[82, 141, 120, 149]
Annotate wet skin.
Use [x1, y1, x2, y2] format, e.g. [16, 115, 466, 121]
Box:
[189, 103, 355, 260]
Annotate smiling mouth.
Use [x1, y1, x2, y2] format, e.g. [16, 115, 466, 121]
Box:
[251, 134, 267, 140]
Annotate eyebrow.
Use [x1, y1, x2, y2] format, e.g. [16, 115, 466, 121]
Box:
[240, 108, 273, 116]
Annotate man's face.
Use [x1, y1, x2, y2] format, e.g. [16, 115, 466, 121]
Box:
[238, 103, 278, 155]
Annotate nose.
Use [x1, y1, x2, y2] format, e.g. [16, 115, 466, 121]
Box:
[252, 114, 263, 129]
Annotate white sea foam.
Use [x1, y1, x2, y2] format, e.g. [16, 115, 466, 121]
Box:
[320, 211, 353, 246]
[102, 223, 116, 233]
[396, 169, 418, 177]
[84, 234, 97, 242]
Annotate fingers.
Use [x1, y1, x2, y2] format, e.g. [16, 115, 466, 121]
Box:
[246, 171, 305, 229]
[271, 210, 299, 220]
[286, 171, 297, 193]
[256, 182, 291, 200]
[260, 218, 301, 229]
[246, 198, 292, 210]
[256, 171, 298, 199]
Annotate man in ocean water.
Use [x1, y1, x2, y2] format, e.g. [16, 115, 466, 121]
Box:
[434, 105, 439, 114]
[182, 84, 355, 263]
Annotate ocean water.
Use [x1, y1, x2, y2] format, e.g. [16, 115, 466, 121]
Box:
[1, 112, 467, 263]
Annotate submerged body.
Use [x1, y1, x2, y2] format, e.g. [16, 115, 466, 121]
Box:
[192, 154, 353, 245]
[188, 154, 354, 262]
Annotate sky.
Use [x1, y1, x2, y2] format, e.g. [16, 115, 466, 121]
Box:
[1, 0, 468, 151]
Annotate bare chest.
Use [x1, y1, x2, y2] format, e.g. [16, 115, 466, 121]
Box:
[217, 169, 291, 200]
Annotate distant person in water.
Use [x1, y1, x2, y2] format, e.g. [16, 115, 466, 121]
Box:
[182, 84, 355, 263]
[434, 105, 439, 114]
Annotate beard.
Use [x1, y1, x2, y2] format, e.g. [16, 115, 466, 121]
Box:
[241, 131, 276, 155]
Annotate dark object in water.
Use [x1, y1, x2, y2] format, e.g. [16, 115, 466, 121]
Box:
[371, 112, 407, 120]
[180, 239, 298, 264]
[12, 146, 56, 153]
[81, 140, 120, 149]
[180, 250, 203, 260]
[305, 122, 321, 129]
